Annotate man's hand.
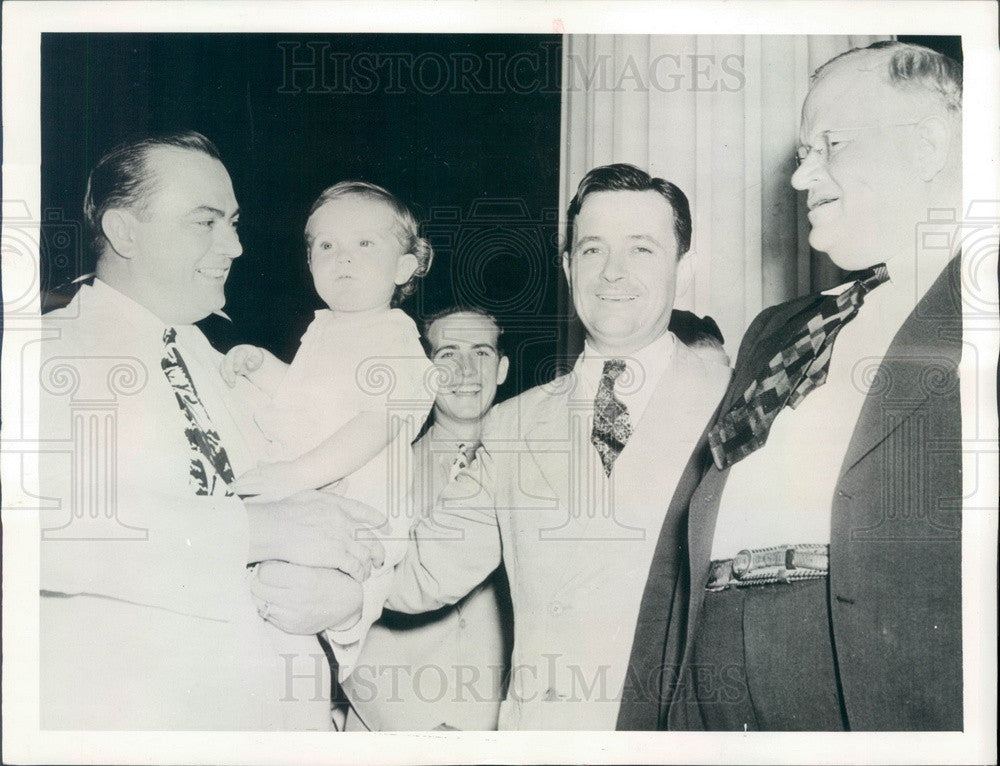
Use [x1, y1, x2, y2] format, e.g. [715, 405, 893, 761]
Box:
[246, 490, 386, 581]
[250, 561, 362, 634]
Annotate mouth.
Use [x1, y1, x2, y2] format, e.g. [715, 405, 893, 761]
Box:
[448, 386, 482, 396]
[195, 266, 229, 281]
[596, 294, 638, 302]
[808, 196, 839, 212]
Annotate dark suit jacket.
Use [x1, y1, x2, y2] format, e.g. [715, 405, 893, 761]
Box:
[619, 256, 963, 731]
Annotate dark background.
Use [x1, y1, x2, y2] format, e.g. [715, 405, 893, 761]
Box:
[39, 34, 960, 400]
[41, 33, 566, 401]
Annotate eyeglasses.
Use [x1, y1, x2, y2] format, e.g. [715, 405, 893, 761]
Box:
[794, 121, 921, 167]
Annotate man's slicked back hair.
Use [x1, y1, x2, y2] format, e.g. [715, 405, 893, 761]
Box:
[84, 130, 222, 258]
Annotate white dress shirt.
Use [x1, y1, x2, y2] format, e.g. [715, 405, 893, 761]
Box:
[574, 331, 677, 425]
[711, 262, 947, 559]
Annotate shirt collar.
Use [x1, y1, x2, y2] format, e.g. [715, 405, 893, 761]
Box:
[427, 421, 482, 455]
[88, 278, 175, 337]
[574, 330, 677, 396]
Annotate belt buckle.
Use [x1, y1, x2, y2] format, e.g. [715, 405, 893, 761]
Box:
[732, 549, 753, 579]
[732, 546, 793, 585]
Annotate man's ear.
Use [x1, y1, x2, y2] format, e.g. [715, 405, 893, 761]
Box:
[915, 115, 955, 182]
[394, 252, 419, 285]
[675, 252, 694, 296]
[496, 355, 510, 386]
[100, 208, 139, 258]
[561, 251, 572, 286]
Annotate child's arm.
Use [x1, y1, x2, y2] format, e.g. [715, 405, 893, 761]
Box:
[230, 412, 399, 501]
[220, 344, 288, 396]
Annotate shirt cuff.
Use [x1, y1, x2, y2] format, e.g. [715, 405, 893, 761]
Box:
[323, 561, 395, 680]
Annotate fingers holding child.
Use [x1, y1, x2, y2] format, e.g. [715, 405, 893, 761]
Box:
[221, 344, 265, 388]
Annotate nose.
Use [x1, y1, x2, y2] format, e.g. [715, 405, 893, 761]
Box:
[791, 152, 824, 191]
[599, 250, 627, 282]
[217, 221, 243, 259]
[456, 352, 476, 377]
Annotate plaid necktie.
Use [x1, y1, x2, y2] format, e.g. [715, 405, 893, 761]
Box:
[591, 359, 632, 476]
[708, 264, 889, 470]
[161, 327, 236, 496]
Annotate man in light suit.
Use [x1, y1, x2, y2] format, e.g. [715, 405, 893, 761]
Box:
[383, 164, 731, 729]
[37, 131, 378, 729]
[622, 41, 964, 731]
[343, 307, 513, 730]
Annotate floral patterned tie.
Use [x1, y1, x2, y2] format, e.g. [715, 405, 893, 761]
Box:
[591, 359, 632, 476]
[161, 328, 235, 496]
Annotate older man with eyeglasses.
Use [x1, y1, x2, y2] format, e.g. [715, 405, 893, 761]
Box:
[622, 41, 964, 732]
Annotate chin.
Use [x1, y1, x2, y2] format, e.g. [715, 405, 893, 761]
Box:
[824, 248, 883, 273]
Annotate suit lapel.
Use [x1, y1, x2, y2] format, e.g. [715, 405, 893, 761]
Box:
[838, 256, 962, 480]
[521, 375, 577, 515]
[614, 346, 731, 729]
[612, 344, 729, 530]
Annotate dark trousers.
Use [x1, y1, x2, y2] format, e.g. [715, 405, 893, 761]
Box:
[691, 578, 846, 731]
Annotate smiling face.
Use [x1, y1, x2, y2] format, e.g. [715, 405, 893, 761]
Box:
[790, 65, 930, 271]
[427, 312, 509, 425]
[306, 196, 418, 314]
[123, 147, 242, 324]
[563, 189, 681, 356]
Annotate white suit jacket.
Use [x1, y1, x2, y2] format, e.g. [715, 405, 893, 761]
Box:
[389, 337, 730, 729]
[37, 281, 331, 730]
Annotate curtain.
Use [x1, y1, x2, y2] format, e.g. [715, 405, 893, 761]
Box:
[559, 35, 891, 355]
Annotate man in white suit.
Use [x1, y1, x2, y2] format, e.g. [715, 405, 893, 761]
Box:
[38, 131, 378, 730]
[383, 164, 731, 729]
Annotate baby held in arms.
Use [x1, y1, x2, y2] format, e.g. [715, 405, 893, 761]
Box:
[221, 182, 437, 545]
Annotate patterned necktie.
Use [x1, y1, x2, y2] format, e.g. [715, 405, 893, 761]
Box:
[161, 327, 236, 496]
[447, 442, 476, 483]
[591, 359, 632, 476]
[708, 264, 889, 470]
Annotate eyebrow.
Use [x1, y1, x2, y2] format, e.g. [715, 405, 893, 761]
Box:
[433, 342, 497, 353]
[188, 205, 240, 219]
[627, 234, 664, 246]
[574, 234, 664, 247]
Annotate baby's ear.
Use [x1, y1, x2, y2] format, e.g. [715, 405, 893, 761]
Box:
[394, 252, 419, 285]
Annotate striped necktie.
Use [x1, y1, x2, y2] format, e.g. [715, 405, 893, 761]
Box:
[161, 327, 236, 496]
[708, 264, 889, 470]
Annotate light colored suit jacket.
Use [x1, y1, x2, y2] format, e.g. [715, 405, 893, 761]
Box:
[37, 281, 331, 730]
[389, 338, 730, 729]
[342, 431, 512, 731]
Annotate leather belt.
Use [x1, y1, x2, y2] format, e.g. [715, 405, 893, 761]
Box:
[707, 544, 829, 591]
